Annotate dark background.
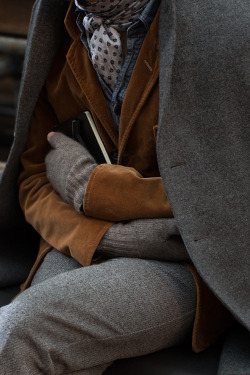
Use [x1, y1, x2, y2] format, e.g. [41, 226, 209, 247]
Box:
[0, 0, 34, 163]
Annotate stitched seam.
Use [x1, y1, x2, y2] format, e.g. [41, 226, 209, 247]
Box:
[119, 62, 159, 156]
[71, 310, 195, 347]
[61, 309, 196, 375]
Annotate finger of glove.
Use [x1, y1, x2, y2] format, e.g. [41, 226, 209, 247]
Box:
[48, 131, 84, 152]
[46, 133, 92, 171]
[48, 131, 97, 165]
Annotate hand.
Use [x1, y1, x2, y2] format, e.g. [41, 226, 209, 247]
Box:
[97, 217, 190, 262]
[45, 132, 97, 212]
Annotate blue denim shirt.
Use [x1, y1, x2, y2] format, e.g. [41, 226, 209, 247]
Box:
[76, 0, 160, 133]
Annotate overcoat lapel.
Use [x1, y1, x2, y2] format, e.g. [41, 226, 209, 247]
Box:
[157, 0, 250, 331]
[0, 0, 68, 229]
[0, 0, 69, 286]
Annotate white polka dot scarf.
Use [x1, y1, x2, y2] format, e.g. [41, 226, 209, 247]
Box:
[75, 0, 150, 90]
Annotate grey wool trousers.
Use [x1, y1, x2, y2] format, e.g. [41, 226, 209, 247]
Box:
[0, 250, 197, 375]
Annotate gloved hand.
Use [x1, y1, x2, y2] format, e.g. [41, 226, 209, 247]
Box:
[97, 217, 190, 262]
[45, 132, 97, 212]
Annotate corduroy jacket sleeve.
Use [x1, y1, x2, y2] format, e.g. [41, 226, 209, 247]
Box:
[84, 164, 172, 221]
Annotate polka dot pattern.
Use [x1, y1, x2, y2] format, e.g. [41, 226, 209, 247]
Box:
[75, 0, 149, 90]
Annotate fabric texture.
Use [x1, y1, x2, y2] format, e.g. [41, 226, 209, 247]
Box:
[0, 0, 249, 372]
[45, 132, 97, 212]
[0, 250, 196, 375]
[157, 0, 250, 334]
[1, 0, 239, 356]
[75, 0, 149, 89]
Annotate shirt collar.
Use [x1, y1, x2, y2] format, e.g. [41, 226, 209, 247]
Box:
[138, 0, 161, 31]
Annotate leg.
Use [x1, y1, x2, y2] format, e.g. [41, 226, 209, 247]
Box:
[30, 249, 82, 286]
[0, 256, 196, 375]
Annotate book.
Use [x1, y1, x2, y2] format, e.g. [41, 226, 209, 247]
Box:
[54, 111, 111, 164]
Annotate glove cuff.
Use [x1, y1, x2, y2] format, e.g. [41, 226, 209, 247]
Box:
[65, 156, 97, 212]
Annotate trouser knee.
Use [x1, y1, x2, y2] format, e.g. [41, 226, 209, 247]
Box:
[0, 293, 48, 354]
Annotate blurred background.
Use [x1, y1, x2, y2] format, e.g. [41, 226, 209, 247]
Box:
[0, 0, 34, 168]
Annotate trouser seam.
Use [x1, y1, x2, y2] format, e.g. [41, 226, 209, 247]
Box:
[62, 308, 196, 352]
[60, 309, 196, 375]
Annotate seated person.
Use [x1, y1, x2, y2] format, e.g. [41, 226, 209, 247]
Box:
[0, 0, 248, 374]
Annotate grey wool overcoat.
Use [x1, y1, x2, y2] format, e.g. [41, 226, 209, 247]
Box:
[0, 0, 249, 372]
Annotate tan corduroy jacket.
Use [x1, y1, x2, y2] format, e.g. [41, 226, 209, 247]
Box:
[17, 0, 233, 353]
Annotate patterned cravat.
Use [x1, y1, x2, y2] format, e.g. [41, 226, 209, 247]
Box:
[75, 0, 149, 90]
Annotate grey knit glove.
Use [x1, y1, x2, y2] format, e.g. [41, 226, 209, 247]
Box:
[97, 217, 190, 262]
[45, 132, 97, 212]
